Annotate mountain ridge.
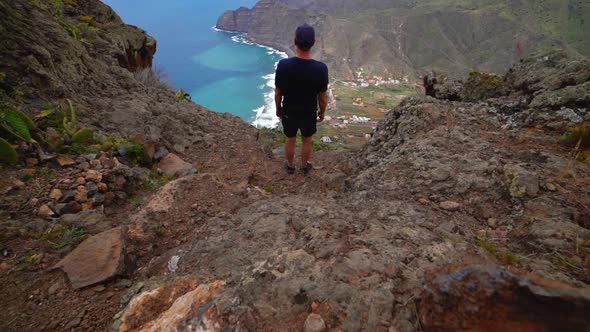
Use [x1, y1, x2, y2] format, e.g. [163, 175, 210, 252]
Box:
[217, 0, 590, 79]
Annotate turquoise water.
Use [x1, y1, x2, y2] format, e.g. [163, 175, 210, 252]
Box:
[102, 0, 284, 127]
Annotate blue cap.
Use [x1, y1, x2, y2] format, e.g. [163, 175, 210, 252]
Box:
[295, 24, 315, 49]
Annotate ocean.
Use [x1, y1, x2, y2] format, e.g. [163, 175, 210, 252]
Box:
[101, 0, 285, 127]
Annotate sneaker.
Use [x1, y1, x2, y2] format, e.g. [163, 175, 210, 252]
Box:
[284, 161, 295, 175]
[301, 162, 313, 176]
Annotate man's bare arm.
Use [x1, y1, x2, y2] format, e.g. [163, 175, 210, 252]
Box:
[275, 87, 283, 119]
[318, 91, 328, 122]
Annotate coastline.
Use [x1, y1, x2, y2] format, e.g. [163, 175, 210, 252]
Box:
[212, 26, 288, 128]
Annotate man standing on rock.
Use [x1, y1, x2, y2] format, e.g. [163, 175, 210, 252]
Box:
[275, 24, 329, 175]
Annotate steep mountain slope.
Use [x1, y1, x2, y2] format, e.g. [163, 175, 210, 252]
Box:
[0, 0, 255, 155]
[218, 0, 590, 79]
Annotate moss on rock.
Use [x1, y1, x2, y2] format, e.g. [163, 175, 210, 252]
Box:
[462, 71, 507, 102]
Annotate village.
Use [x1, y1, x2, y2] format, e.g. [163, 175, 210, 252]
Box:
[316, 70, 418, 147]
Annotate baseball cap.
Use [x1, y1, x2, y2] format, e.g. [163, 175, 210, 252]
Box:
[295, 24, 315, 48]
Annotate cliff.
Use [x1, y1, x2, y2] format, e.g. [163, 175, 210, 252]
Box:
[0, 0, 254, 154]
[218, 0, 590, 79]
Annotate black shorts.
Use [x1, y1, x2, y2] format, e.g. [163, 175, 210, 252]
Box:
[281, 109, 317, 138]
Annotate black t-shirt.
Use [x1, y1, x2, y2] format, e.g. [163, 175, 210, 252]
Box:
[275, 57, 329, 114]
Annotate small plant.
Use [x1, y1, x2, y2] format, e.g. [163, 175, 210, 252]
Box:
[0, 107, 36, 164]
[57, 142, 100, 155]
[41, 226, 87, 249]
[16, 252, 42, 271]
[143, 170, 175, 192]
[35, 167, 56, 180]
[77, 15, 94, 25]
[0, 138, 18, 164]
[99, 135, 127, 151]
[63, 99, 94, 143]
[477, 231, 519, 264]
[176, 89, 192, 101]
[130, 197, 143, 210]
[556, 255, 581, 269]
[20, 173, 33, 182]
[263, 183, 273, 193]
[123, 139, 150, 166]
[563, 123, 590, 148]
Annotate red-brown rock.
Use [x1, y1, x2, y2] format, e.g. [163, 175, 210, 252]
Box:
[157, 153, 196, 177]
[53, 227, 126, 289]
[419, 264, 590, 331]
[56, 155, 75, 167]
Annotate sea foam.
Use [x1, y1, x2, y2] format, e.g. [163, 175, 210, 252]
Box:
[213, 26, 287, 128]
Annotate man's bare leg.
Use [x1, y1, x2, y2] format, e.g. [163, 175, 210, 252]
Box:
[285, 137, 296, 167]
[301, 136, 313, 166]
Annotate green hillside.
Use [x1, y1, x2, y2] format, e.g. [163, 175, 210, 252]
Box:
[218, 0, 589, 78]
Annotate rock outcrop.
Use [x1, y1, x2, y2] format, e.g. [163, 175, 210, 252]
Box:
[426, 50, 590, 130]
[420, 264, 590, 331]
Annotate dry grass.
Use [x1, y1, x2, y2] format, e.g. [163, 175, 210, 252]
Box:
[133, 67, 171, 89]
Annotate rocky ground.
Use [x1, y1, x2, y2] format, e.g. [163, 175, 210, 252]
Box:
[1, 0, 589, 331]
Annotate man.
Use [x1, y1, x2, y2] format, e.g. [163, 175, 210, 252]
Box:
[275, 24, 329, 175]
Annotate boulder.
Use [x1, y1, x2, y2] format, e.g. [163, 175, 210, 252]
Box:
[304, 313, 327, 332]
[503, 164, 539, 198]
[56, 155, 75, 167]
[53, 227, 126, 289]
[157, 153, 196, 177]
[419, 264, 590, 331]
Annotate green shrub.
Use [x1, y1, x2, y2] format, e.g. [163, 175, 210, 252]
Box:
[41, 226, 87, 249]
[20, 173, 33, 182]
[124, 140, 150, 166]
[0, 138, 18, 164]
[99, 135, 127, 151]
[143, 171, 175, 192]
[71, 127, 94, 144]
[16, 252, 42, 271]
[264, 183, 273, 193]
[176, 89, 192, 101]
[58, 142, 99, 155]
[1, 109, 33, 141]
[78, 15, 94, 25]
[463, 71, 506, 102]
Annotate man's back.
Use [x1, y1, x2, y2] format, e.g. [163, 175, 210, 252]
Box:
[276, 57, 328, 112]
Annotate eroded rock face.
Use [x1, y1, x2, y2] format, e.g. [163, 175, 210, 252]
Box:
[419, 264, 590, 331]
[114, 278, 224, 332]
